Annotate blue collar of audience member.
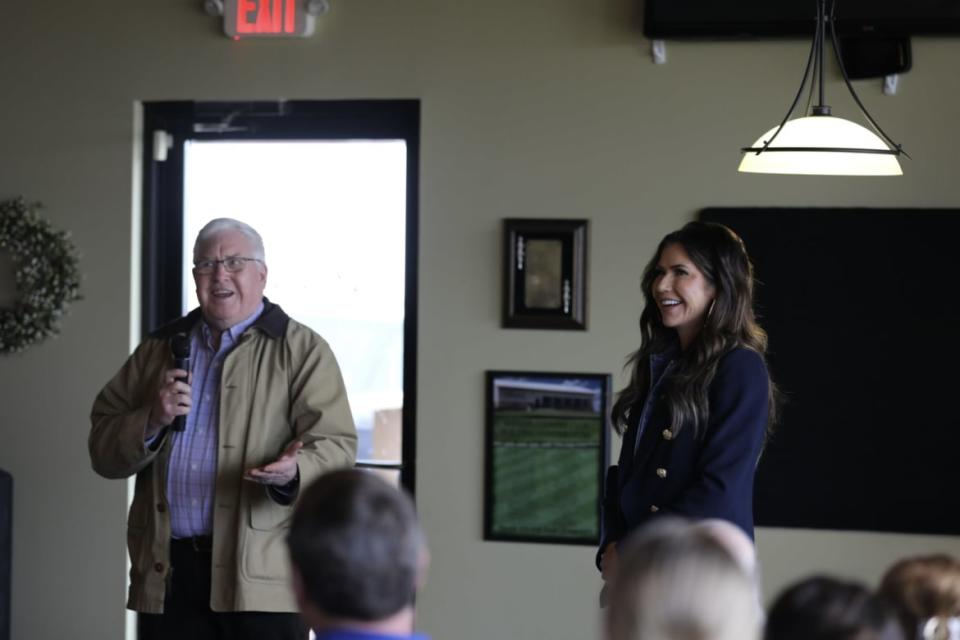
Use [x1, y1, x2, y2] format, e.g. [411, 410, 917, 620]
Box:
[198, 301, 264, 349]
[312, 629, 430, 640]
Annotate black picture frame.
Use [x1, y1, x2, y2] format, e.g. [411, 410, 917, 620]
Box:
[502, 218, 587, 330]
[484, 370, 611, 545]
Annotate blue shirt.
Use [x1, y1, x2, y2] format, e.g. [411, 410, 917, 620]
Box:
[167, 302, 264, 538]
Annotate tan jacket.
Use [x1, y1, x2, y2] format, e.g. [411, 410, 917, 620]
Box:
[89, 301, 357, 613]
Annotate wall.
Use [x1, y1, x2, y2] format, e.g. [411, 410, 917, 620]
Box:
[0, 1, 958, 638]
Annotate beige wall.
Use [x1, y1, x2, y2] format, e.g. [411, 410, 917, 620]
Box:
[1, 1, 959, 638]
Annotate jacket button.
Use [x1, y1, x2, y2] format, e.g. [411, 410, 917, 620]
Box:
[662, 429, 673, 440]
[656, 468, 668, 479]
[650, 505, 659, 513]
[156, 503, 166, 513]
[154, 563, 164, 573]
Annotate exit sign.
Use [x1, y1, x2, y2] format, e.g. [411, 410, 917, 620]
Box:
[224, 0, 316, 38]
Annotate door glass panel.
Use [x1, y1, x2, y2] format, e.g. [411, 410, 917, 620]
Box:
[180, 140, 407, 465]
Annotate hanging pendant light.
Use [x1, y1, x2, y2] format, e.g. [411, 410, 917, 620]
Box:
[739, 0, 908, 176]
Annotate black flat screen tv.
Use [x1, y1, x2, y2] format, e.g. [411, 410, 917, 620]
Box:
[645, 1, 960, 39]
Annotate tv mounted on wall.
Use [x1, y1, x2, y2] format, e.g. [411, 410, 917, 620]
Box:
[644, 0, 960, 39]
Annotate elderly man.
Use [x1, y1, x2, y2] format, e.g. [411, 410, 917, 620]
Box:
[287, 469, 430, 640]
[90, 218, 357, 640]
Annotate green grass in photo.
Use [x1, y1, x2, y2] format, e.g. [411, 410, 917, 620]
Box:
[490, 411, 601, 540]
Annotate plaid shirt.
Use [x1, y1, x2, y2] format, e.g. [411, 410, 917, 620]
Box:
[167, 303, 264, 538]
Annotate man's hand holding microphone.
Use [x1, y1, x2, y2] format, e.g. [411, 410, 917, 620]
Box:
[146, 333, 191, 439]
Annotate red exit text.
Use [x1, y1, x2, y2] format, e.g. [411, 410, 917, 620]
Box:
[235, 0, 297, 35]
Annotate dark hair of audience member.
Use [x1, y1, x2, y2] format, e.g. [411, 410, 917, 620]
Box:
[605, 518, 761, 640]
[879, 554, 960, 640]
[286, 469, 424, 621]
[764, 575, 905, 640]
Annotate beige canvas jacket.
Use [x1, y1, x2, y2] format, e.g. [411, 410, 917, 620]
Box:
[89, 300, 357, 613]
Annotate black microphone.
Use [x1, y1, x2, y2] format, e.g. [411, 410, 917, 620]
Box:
[170, 333, 191, 432]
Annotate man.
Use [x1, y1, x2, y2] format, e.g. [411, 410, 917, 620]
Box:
[286, 469, 429, 640]
[90, 218, 357, 639]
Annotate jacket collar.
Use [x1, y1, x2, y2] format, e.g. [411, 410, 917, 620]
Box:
[649, 333, 681, 369]
[150, 297, 289, 340]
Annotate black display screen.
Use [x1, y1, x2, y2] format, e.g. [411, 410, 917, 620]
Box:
[645, 1, 960, 38]
[700, 208, 960, 535]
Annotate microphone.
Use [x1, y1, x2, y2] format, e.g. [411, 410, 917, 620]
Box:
[170, 333, 191, 432]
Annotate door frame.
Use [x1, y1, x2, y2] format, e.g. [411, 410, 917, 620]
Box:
[140, 99, 420, 493]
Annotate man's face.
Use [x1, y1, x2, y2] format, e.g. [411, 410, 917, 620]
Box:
[193, 229, 267, 331]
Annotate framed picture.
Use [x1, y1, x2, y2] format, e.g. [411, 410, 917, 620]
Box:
[484, 370, 611, 545]
[502, 218, 587, 330]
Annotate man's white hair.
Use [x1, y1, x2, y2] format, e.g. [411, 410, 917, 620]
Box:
[193, 218, 266, 262]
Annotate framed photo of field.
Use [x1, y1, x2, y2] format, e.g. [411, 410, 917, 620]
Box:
[502, 218, 588, 330]
[484, 370, 611, 545]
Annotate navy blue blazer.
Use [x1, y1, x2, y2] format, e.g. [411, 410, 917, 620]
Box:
[598, 347, 769, 567]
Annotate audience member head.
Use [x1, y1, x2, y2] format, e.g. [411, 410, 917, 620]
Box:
[879, 554, 960, 640]
[286, 469, 427, 633]
[605, 518, 761, 640]
[765, 575, 904, 640]
[692, 518, 758, 577]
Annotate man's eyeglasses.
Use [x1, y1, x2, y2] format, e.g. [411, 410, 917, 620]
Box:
[193, 257, 262, 274]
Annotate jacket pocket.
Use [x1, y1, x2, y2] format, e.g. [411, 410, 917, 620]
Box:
[241, 527, 289, 583]
[248, 493, 293, 531]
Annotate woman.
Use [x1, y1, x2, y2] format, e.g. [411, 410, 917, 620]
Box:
[598, 221, 778, 586]
[879, 554, 960, 640]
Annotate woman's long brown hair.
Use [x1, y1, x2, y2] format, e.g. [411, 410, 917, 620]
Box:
[611, 221, 779, 438]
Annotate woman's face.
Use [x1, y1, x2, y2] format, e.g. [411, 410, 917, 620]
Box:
[652, 243, 716, 348]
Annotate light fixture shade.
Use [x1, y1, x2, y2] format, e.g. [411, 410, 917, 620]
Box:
[739, 115, 903, 176]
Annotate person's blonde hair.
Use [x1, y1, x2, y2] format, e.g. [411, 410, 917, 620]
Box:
[606, 519, 760, 640]
[879, 554, 960, 640]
